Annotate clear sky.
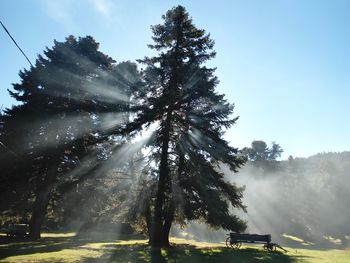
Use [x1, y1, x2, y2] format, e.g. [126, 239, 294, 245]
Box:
[1, 0, 350, 159]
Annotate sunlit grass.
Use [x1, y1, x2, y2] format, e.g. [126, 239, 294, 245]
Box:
[282, 233, 315, 246]
[283, 233, 305, 243]
[289, 248, 349, 263]
[41, 232, 76, 238]
[323, 235, 342, 245]
[169, 237, 226, 247]
[0, 233, 349, 262]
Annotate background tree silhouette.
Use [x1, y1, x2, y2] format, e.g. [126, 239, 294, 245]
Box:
[242, 140, 283, 172]
[0, 36, 140, 239]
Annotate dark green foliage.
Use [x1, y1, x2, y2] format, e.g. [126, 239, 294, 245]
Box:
[178, 151, 246, 232]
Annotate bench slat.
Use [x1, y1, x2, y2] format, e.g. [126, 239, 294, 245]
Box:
[230, 233, 271, 243]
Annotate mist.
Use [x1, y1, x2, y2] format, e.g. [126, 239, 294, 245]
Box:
[171, 152, 350, 249]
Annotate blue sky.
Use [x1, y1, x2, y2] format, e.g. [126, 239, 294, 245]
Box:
[1, 0, 350, 159]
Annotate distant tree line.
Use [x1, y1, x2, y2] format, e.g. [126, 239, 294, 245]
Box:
[236, 151, 350, 248]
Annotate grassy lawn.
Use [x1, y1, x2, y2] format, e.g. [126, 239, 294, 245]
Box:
[0, 233, 349, 262]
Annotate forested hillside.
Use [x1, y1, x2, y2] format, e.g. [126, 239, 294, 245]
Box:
[230, 151, 350, 248]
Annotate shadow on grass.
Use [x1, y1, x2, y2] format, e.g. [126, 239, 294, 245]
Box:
[0, 234, 314, 263]
[82, 243, 300, 263]
[0, 233, 142, 260]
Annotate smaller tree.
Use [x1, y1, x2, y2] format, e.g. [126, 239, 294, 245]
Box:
[0, 36, 141, 239]
[242, 140, 283, 172]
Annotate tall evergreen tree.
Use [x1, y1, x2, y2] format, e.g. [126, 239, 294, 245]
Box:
[124, 6, 246, 247]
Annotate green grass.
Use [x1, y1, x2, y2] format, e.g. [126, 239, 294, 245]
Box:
[0, 233, 349, 262]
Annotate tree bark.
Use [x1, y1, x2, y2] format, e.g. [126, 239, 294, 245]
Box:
[162, 150, 184, 246]
[29, 158, 58, 239]
[150, 109, 172, 248]
[144, 198, 152, 243]
[162, 200, 175, 247]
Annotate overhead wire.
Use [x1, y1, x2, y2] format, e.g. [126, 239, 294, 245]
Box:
[0, 141, 20, 158]
[0, 20, 33, 67]
[0, 21, 31, 158]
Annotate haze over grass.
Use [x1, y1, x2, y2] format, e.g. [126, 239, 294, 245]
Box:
[0, 232, 349, 262]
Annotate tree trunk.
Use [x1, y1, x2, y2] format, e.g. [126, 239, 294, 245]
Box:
[29, 189, 51, 239]
[162, 200, 175, 247]
[161, 151, 183, 246]
[144, 198, 152, 243]
[162, 152, 184, 246]
[150, 109, 172, 248]
[29, 158, 58, 239]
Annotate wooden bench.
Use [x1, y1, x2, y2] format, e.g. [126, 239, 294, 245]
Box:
[226, 233, 286, 252]
[5, 224, 29, 238]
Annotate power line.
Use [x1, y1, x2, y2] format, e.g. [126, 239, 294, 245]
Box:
[0, 141, 19, 158]
[0, 20, 33, 67]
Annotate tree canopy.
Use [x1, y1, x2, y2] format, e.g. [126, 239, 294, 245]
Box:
[0, 6, 246, 248]
[0, 35, 141, 238]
